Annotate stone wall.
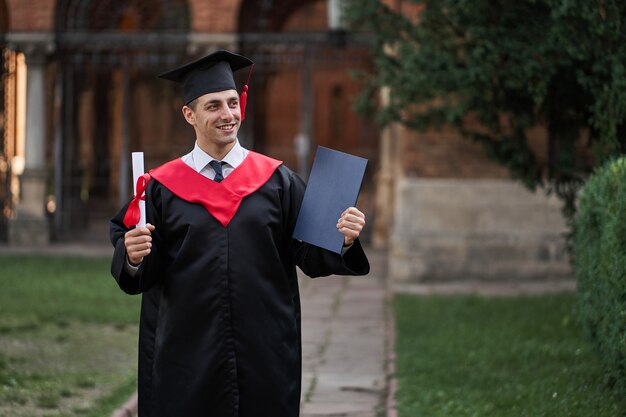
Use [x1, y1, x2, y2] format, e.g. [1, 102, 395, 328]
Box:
[390, 178, 572, 282]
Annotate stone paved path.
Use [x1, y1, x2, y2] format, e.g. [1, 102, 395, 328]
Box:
[298, 248, 388, 417]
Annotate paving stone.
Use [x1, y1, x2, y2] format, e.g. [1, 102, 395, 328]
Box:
[301, 402, 378, 415]
[298, 249, 388, 416]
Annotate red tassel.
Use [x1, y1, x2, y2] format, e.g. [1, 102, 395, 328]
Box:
[239, 64, 254, 121]
[240, 84, 248, 121]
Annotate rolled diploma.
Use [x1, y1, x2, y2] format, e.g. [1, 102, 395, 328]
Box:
[132, 152, 146, 228]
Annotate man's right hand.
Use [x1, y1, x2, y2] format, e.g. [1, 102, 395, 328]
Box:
[125, 223, 155, 266]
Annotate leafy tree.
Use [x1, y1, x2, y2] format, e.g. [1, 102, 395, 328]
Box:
[345, 0, 626, 236]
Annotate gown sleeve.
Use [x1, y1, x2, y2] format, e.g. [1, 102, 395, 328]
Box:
[284, 168, 370, 278]
[110, 181, 167, 294]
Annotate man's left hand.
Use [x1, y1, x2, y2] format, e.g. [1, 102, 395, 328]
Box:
[337, 207, 366, 246]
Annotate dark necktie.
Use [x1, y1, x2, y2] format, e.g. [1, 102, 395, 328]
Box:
[209, 160, 226, 183]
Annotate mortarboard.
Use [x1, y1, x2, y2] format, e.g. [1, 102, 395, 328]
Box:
[158, 50, 254, 119]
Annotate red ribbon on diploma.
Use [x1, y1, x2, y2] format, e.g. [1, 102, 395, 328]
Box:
[123, 173, 151, 228]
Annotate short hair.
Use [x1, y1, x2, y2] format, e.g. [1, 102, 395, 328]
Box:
[186, 98, 198, 112]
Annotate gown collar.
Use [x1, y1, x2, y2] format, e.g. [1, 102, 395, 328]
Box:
[150, 151, 283, 227]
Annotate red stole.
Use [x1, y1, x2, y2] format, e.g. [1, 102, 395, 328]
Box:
[149, 151, 283, 227]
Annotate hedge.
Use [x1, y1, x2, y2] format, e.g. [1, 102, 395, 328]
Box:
[575, 156, 626, 395]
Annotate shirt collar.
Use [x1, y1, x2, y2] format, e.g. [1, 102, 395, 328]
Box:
[191, 140, 247, 173]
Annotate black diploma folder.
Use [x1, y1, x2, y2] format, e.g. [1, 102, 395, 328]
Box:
[293, 146, 368, 254]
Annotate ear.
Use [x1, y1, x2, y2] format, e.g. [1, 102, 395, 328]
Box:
[182, 106, 195, 126]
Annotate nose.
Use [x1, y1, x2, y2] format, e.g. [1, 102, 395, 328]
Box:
[219, 104, 234, 120]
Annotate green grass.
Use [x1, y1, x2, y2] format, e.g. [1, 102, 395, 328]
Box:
[0, 255, 140, 417]
[394, 293, 626, 417]
[0, 256, 139, 326]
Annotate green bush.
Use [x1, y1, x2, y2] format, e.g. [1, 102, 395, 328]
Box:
[575, 156, 626, 395]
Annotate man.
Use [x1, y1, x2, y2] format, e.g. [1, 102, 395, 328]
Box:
[109, 50, 369, 417]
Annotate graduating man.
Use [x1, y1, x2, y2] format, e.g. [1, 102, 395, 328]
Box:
[109, 50, 370, 417]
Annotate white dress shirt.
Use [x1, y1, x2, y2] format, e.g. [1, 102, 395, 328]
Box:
[181, 140, 249, 180]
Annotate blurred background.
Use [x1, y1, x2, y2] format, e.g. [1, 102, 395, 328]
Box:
[0, 0, 379, 246]
[0, 0, 573, 285]
[3, 1, 626, 416]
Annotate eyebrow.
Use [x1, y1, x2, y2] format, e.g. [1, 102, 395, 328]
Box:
[204, 96, 238, 106]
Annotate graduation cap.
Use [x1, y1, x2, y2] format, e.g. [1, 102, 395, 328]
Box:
[159, 50, 254, 120]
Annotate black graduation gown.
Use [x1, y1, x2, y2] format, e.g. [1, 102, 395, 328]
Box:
[109, 153, 369, 417]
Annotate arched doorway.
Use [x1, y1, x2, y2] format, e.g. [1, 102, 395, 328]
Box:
[53, 0, 191, 239]
[238, 0, 379, 241]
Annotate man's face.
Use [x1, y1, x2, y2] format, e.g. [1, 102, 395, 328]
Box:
[183, 89, 241, 151]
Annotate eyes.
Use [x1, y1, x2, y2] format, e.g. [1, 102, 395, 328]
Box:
[205, 99, 239, 111]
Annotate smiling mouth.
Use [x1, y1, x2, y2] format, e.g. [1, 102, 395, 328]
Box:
[218, 124, 236, 131]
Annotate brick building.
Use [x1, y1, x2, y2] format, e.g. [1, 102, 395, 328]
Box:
[0, 0, 570, 281]
[0, 0, 378, 244]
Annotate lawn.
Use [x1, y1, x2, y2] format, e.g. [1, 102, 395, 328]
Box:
[394, 293, 626, 417]
[0, 255, 140, 417]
